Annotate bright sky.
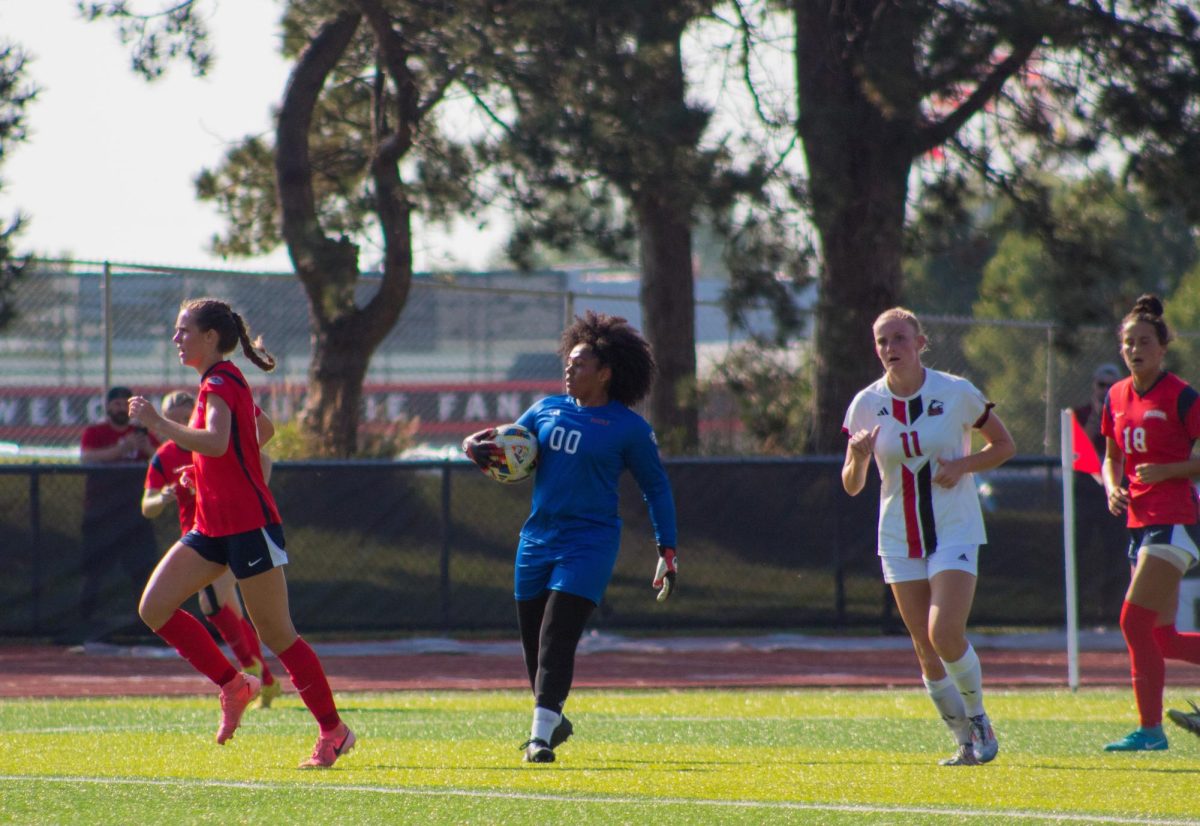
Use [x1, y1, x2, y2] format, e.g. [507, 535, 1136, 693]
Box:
[0, 1, 501, 273]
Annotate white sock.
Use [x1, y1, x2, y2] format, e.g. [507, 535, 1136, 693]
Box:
[531, 705, 561, 744]
[924, 674, 970, 745]
[942, 644, 985, 718]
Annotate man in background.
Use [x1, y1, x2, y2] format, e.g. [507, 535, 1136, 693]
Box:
[1071, 363, 1126, 621]
[75, 386, 160, 639]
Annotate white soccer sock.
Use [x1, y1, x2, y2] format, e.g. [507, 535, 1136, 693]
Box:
[531, 705, 561, 744]
[942, 644, 986, 718]
[924, 674, 970, 744]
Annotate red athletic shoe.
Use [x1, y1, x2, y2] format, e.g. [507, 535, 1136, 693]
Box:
[216, 673, 261, 745]
[298, 723, 356, 769]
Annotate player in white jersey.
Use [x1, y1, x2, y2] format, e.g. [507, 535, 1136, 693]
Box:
[842, 307, 1015, 766]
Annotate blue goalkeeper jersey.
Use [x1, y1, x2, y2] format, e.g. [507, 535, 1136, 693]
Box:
[516, 395, 677, 549]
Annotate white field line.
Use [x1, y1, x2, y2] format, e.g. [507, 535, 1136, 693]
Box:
[0, 774, 1194, 825]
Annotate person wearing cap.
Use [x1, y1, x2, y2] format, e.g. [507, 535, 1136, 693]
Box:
[1071, 363, 1130, 621]
[1074, 363, 1123, 462]
[76, 386, 161, 634]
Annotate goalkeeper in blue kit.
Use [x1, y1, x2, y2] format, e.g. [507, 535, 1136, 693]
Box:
[463, 311, 678, 764]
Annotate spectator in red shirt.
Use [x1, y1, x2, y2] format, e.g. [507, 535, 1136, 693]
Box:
[76, 386, 160, 636]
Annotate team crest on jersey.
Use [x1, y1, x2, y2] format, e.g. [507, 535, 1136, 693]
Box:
[1145, 409, 1167, 420]
[929, 399, 944, 416]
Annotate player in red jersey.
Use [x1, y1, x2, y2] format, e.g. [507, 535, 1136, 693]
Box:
[1101, 294, 1200, 752]
[141, 390, 283, 709]
[128, 298, 354, 769]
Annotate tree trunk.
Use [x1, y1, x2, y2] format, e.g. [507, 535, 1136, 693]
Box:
[628, 11, 703, 453]
[795, 1, 916, 453]
[636, 194, 699, 452]
[275, 9, 415, 457]
[304, 318, 373, 456]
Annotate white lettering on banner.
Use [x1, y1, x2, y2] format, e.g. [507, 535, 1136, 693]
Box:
[30, 397, 49, 426]
[58, 397, 77, 424]
[463, 392, 487, 421]
[0, 382, 567, 439]
[496, 392, 521, 420]
[438, 393, 457, 421]
[386, 393, 408, 419]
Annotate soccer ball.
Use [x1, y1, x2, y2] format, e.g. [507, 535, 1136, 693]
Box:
[484, 423, 538, 483]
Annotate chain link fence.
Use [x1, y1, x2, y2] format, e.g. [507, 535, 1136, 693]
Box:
[0, 260, 1154, 639]
[5, 260, 1193, 457]
[3, 456, 1124, 642]
[0, 260, 781, 453]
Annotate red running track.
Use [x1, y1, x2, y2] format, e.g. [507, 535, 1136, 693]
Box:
[3, 643, 1200, 698]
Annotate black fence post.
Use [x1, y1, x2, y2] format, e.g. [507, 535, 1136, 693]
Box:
[29, 469, 41, 635]
[440, 460, 452, 631]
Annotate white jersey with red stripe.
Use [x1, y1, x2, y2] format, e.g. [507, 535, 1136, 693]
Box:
[843, 368, 994, 558]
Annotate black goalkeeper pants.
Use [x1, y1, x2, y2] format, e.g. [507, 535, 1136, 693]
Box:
[516, 589, 596, 714]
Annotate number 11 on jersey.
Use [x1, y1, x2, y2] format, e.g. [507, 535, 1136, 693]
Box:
[900, 431, 923, 458]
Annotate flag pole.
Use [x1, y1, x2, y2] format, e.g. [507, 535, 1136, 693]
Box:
[1060, 409, 1081, 690]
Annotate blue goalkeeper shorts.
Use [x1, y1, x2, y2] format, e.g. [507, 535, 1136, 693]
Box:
[514, 535, 618, 605]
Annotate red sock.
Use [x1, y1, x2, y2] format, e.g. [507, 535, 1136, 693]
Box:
[239, 617, 275, 685]
[206, 605, 256, 669]
[277, 636, 340, 733]
[1152, 623, 1200, 664]
[155, 610, 238, 687]
[1121, 601, 1164, 728]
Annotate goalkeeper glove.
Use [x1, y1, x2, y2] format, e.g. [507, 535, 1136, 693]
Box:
[461, 428, 503, 472]
[653, 546, 677, 602]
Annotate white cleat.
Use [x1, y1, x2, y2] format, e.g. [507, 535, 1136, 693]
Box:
[969, 713, 998, 763]
[939, 743, 980, 766]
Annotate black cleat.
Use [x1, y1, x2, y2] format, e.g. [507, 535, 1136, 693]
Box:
[1167, 700, 1200, 737]
[549, 715, 574, 750]
[521, 737, 555, 763]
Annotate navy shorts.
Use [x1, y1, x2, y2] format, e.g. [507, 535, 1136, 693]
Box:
[1126, 523, 1200, 565]
[182, 523, 288, 580]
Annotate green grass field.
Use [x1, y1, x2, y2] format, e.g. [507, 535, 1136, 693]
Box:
[3, 688, 1199, 825]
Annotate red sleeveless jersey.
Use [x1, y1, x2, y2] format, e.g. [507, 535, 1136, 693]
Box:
[1101, 371, 1200, 527]
[190, 361, 280, 536]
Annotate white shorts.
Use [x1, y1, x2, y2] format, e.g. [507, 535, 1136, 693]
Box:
[881, 545, 979, 584]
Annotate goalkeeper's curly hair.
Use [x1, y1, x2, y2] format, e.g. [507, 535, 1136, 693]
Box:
[559, 311, 655, 406]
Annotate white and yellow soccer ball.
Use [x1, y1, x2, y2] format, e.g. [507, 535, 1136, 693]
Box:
[485, 423, 539, 483]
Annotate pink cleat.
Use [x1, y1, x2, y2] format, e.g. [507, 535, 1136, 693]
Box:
[298, 722, 356, 769]
[216, 673, 261, 745]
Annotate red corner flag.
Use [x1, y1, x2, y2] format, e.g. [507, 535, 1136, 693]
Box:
[1070, 410, 1102, 474]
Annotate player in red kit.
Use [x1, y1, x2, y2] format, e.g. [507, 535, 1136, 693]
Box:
[142, 390, 283, 709]
[128, 298, 353, 768]
[1101, 294, 1200, 752]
